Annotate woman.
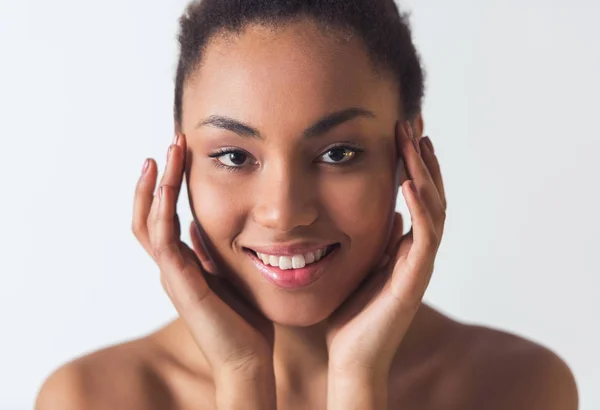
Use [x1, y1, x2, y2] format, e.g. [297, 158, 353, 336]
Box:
[35, 0, 578, 409]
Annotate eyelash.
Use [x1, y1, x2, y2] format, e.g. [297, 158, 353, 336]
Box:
[207, 143, 365, 172]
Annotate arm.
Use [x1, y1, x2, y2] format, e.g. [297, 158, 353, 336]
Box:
[214, 363, 278, 410]
[327, 372, 388, 410]
[488, 346, 579, 410]
[35, 364, 90, 410]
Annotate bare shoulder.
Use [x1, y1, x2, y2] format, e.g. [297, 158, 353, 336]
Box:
[445, 322, 579, 410]
[35, 333, 175, 410]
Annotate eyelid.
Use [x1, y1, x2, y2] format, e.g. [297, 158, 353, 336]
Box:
[318, 141, 364, 152]
[208, 147, 252, 157]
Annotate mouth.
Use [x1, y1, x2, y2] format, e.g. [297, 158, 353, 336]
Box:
[243, 243, 340, 290]
[243, 244, 338, 270]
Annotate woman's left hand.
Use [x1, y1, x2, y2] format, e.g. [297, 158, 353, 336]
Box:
[325, 120, 447, 381]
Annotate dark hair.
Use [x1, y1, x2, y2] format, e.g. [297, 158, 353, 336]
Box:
[174, 0, 425, 128]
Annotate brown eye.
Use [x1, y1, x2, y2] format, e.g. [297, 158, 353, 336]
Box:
[319, 147, 358, 164]
[209, 149, 252, 168]
[219, 152, 248, 166]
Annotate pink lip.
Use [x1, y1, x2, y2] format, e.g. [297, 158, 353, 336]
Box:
[245, 242, 337, 256]
[245, 245, 339, 290]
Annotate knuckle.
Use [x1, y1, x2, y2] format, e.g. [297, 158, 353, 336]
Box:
[151, 243, 171, 260]
[160, 274, 171, 295]
[424, 231, 439, 251]
[395, 291, 422, 313]
[131, 221, 143, 237]
[439, 208, 447, 223]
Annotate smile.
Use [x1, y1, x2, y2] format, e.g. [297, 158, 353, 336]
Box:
[252, 245, 334, 270]
[243, 244, 340, 290]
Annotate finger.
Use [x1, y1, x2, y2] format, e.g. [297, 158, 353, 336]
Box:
[379, 212, 404, 269]
[418, 136, 447, 238]
[151, 185, 183, 265]
[147, 136, 185, 239]
[174, 213, 181, 241]
[189, 221, 217, 274]
[172, 133, 188, 200]
[400, 180, 438, 271]
[162, 135, 186, 202]
[390, 180, 438, 305]
[396, 121, 444, 229]
[151, 186, 211, 310]
[132, 158, 158, 253]
[419, 136, 447, 211]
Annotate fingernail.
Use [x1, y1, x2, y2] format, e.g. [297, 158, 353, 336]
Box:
[168, 145, 174, 160]
[173, 134, 179, 145]
[423, 136, 434, 153]
[141, 159, 149, 175]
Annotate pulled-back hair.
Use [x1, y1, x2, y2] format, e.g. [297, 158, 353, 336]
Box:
[174, 0, 425, 127]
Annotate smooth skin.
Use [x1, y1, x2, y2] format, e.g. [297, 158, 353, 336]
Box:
[36, 18, 578, 410]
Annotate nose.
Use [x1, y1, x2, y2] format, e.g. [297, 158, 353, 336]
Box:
[251, 161, 318, 232]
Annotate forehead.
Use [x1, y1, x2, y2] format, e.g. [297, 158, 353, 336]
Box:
[181, 18, 399, 132]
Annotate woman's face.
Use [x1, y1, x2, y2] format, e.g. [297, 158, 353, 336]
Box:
[180, 19, 407, 326]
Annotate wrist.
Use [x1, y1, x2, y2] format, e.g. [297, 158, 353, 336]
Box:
[329, 359, 391, 384]
[215, 365, 277, 410]
[327, 371, 389, 410]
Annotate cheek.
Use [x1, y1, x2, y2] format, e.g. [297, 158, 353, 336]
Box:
[322, 165, 396, 258]
[188, 171, 247, 248]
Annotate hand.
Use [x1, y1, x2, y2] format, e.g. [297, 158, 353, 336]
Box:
[132, 133, 275, 381]
[325, 121, 447, 380]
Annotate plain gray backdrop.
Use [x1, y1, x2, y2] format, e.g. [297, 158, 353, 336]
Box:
[0, 0, 598, 409]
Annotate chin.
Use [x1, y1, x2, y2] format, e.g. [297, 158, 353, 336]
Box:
[248, 290, 346, 327]
[262, 308, 332, 327]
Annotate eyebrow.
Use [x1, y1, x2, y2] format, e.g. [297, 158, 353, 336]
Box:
[196, 107, 376, 139]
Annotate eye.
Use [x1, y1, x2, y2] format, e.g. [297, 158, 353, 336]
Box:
[318, 146, 361, 164]
[209, 149, 253, 168]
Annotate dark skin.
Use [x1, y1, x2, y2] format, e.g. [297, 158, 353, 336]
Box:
[35, 18, 578, 410]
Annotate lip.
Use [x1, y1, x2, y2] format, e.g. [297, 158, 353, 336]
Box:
[245, 244, 340, 290]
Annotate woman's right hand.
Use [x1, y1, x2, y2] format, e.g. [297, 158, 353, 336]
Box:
[132, 132, 274, 382]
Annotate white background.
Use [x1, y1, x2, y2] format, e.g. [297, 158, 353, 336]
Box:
[1, 0, 598, 408]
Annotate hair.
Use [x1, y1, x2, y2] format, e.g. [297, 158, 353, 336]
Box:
[173, 0, 425, 128]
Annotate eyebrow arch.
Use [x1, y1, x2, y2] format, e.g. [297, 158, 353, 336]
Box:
[196, 107, 376, 139]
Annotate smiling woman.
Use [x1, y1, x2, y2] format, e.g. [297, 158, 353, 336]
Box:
[33, 1, 578, 409]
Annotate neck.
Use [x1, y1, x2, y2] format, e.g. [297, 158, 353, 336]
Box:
[157, 303, 446, 394]
[272, 320, 330, 394]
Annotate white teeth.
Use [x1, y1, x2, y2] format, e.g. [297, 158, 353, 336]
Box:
[254, 246, 331, 270]
[292, 255, 306, 269]
[315, 248, 323, 260]
[279, 256, 292, 270]
[269, 255, 278, 266]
